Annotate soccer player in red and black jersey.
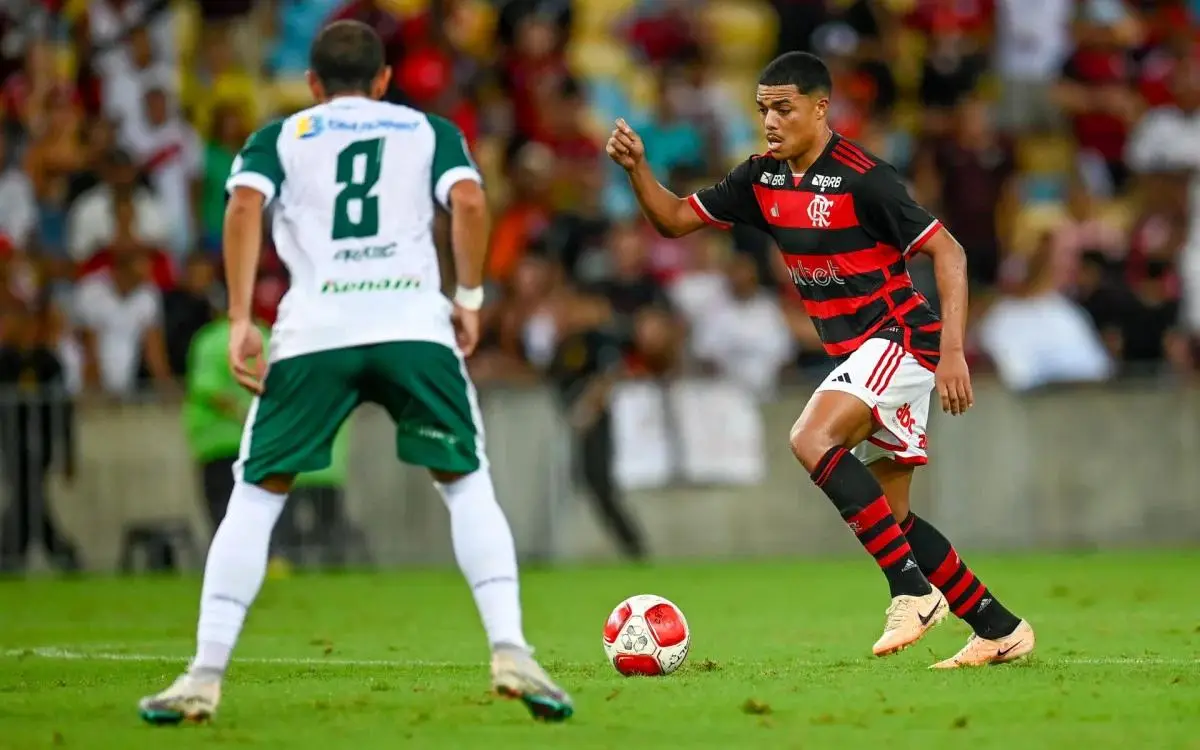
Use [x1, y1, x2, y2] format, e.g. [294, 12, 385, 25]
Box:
[607, 52, 1035, 667]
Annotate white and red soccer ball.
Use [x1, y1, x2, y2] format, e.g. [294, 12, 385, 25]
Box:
[602, 594, 691, 676]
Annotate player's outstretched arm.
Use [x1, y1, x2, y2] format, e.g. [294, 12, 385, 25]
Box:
[606, 119, 706, 238]
[917, 229, 974, 416]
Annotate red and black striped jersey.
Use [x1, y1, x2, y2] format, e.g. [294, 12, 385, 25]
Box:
[688, 134, 943, 369]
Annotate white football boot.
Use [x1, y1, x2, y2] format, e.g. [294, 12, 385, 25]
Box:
[490, 643, 574, 722]
[138, 672, 221, 725]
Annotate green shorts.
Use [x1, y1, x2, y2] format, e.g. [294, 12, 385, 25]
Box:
[236, 341, 482, 483]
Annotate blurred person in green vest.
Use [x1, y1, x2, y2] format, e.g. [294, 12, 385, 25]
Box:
[184, 315, 354, 570]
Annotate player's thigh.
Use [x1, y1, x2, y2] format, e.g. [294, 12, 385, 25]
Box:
[793, 338, 899, 465]
[832, 338, 935, 468]
[237, 349, 364, 485]
[362, 341, 483, 475]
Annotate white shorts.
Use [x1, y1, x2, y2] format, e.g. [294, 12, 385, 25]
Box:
[814, 337, 934, 466]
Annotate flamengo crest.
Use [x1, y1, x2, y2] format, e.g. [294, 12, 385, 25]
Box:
[807, 194, 833, 228]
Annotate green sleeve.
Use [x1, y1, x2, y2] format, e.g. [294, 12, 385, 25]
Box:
[185, 325, 228, 402]
[226, 119, 286, 202]
[428, 114, 481, 209]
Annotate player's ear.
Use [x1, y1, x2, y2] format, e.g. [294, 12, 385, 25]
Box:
[813, 95, 829, 122]
[305, 70, 325, 103]
[372, 66, 393, 100]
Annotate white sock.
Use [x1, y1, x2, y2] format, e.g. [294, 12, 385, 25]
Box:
[191, 482, 286, 676]
[435, 469, 527, 650]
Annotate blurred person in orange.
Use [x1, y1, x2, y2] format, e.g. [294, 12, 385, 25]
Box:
[487, 139, 554, 285]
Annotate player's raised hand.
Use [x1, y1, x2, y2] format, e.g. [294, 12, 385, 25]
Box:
[606, 118, 645, 171]
[228, 318, 267, 395]
[453, 304, 480, 357]
[935, 352, 974, 416]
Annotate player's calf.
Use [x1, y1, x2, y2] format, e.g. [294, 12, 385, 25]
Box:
[899, 513, 1024, 639]
[797, 435, 931, 600]
[434, 468, 574, 720]
[136, 479, 288, 725]
[797, 448, 949, 661]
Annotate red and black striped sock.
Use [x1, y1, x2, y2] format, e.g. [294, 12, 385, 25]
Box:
[811, 447, 932, 598]
[900, 513, 1021, 639]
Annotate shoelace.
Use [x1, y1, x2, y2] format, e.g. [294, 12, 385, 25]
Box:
[884, 599, 914, 629]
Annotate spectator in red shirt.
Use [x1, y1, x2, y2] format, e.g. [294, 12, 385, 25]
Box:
[328, 0, 467, 109]
[1136, 20, 1199, 108]
[621, 0, 702, 66]
[396, 43, 481, 147]
[907, 0, 993, 39]
[811, 24, 878, 140]
[501, 12, 568, 140]
[78, 193, 175, 291]
[534, 76, 600, 206]
[913, 97, 1017, 287]
[1054, 7, 1146, 194]
[252, 275, 286, 326]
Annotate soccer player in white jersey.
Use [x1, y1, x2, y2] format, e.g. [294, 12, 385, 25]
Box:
[138, 21, 573, 724]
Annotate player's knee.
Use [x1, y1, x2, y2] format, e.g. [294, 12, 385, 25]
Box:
[788, 422, 838, 474]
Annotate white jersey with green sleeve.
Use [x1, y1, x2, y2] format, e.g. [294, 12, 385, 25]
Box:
[225, 96, 481, 363]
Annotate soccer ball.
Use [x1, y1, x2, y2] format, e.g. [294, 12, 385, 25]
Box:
[602, 594, 691, 676]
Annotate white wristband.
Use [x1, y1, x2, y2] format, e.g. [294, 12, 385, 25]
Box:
[454, 285, 484, 311]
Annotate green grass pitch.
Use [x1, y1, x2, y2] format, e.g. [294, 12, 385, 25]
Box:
[2, 551, 1198, 749]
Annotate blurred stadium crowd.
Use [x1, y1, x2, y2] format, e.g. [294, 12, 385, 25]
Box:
[0, 0, 1199, 405]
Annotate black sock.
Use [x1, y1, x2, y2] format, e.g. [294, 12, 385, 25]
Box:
[811, 447, 931, 598]
[899, 513, 1022, 639]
